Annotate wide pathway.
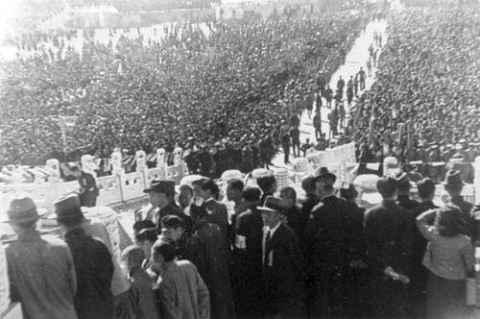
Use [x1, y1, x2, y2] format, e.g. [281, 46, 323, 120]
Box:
[272, 17, 388, 167]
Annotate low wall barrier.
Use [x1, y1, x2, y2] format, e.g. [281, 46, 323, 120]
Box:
[0, 164, 185, 214]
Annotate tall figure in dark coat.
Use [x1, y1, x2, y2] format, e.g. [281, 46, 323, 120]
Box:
[409, 178, 438, 319]
[364, 177, 414, 318]
[306, 168, 361, 318]
[258, 196, 305, 318]
[54, 194, 116, 319]
[234, 187, 264, 318]
[184, 203, 235, 319]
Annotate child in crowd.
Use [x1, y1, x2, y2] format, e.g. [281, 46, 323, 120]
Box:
[121, 245, 161, 319]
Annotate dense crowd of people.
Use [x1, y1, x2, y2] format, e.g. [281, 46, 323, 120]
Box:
[350, 6, 480, 179]
[4, 165, 480, 319]
[0, 8, 367, 166]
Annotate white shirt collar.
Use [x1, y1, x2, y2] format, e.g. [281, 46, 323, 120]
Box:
[264, 221, 281, 237]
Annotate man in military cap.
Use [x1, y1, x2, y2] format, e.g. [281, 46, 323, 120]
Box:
[143, 180, 186, 234]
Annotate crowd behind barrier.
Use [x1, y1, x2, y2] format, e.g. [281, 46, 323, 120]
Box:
[348, 6, 480, 184]
[0, 8, 370, 167]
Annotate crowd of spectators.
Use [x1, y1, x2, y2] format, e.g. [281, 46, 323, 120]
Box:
[350, 6, 480, 179]
[0, 9, 367, 166]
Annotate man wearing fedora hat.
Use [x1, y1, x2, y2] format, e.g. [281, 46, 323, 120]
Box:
[305, 167, 360, 317]
[53, 193, 116, 319]
[443, 170, 476, 241]
[142, 179, 187, 234]
[3, 197, 78, 319]
[258, 195, 305, 318]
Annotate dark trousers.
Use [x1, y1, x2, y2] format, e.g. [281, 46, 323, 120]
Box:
[283, 145, 290, 164]
[370, 275, 408, 318]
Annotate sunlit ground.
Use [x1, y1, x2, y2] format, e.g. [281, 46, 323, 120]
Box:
[0, 0, 19, 60]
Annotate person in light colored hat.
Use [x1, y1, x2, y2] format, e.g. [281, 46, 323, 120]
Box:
[257, 195, 305, 317]
[54, 193, 116, 319]
[3, 197, 78, 319]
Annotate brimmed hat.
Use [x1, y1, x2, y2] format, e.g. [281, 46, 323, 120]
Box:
[144, 180, 175, 195]
[53, 193, 84, 221]
[443, 170, 465, 186]
[313, 167, 336, 183]
[257, 196, 285, 213]
[2, 197, 45, 223]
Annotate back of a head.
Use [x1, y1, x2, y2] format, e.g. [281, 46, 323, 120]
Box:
[377, 177, 397, 199]
[280, 186, 296, 203]
[257, 175, 276, 193]
[228, 179, 244, 193]
[241, 187, 262, 203]
[396, 174, 411, 193]
[301, 176, 316, 195]
[417, 178, 435, 199]
[152, 240, 176, 263]
[121, 245, 145, 270]
[135, 228, 158, 244]
[437, 204, 465, 237]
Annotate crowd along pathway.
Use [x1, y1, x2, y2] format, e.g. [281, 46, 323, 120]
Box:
[272, 17, 388, 168]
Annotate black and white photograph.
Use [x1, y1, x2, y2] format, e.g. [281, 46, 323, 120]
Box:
[1, 0, 480, 318]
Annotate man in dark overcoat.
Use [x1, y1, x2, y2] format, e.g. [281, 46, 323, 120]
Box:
[364, 177, 414, 318]
[258, 196, 305, 318]
[305, 167, 360, 318]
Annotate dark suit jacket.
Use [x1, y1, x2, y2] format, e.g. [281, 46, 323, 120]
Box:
[65, 228, 116, 319]
[364, 200, 414, 275]
[306, 195, 360, 271]
[204, 199, 229, 242]
[397, 194, 420, 211]
[263, 223, 305, 315]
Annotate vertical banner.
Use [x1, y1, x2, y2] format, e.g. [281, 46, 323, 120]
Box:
[367, 114, 375, 146]
[58, 116, 78, 148]
[397, 123, 405, 145]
